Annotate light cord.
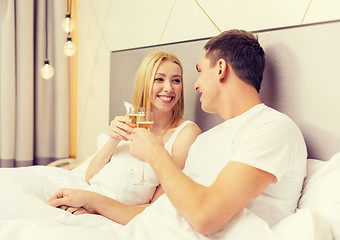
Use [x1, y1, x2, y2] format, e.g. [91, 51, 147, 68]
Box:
[45, 0, 48, 59]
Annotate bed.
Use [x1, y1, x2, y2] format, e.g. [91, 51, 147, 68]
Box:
[109, 19, 340, 239]
[1, 20, 340, 240]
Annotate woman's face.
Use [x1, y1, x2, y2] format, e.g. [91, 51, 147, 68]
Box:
[150, 60, 182, 114]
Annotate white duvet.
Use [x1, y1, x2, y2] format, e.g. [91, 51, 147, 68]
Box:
[0, 164, 333, 240]
[0, 166, 129, 239]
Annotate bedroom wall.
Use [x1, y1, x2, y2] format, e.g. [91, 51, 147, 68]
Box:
[76, 0, 340, 161]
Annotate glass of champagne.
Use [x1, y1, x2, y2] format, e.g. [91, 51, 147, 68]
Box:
[126, 107, 145, 178]
[134, 112, 153, 185]
[136, 112, 154, 130]
[128, 107, 145, 128]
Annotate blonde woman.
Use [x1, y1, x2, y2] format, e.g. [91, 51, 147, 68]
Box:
[48, 51, 201, 225]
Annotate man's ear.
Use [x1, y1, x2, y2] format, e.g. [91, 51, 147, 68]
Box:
[217, 59, 228, 82]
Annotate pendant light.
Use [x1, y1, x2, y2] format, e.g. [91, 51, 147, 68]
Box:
[63, 36, 77, 56]
[63, 0, 76, 57]
[61, 12, 75, 33]
[41, 60, 55, 80]
[40, 0, 54, 80]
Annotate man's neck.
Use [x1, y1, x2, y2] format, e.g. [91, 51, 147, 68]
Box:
[218, 80, 262, 121]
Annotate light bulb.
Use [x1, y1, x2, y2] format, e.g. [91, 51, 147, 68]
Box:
[63, 37, 77, 56]
[61, 13, 75, 33]
[41, 60, 55, 80]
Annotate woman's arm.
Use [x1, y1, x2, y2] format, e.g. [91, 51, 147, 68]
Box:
[50, 122, 201, 224]
[85, 116, 132, 183]
[171, 123, 202, 170]
[52, 165, 273, 229]
[85, 138, 119, 183]
[48, 185, 164, 225]
[48, 188, 146, 225]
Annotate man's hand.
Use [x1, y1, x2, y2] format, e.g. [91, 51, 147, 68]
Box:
[128, 128, 164, 163]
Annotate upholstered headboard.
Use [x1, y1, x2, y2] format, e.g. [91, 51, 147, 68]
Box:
[110, 20, 340, 161]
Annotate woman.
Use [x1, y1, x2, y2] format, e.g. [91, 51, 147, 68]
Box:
[47, 51, 201, 225]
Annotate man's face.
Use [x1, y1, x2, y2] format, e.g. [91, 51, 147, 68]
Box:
[194, 53, 220, 113]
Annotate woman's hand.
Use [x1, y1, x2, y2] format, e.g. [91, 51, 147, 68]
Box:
[108, 115, 132, 141]
[48, 188, 96, 214]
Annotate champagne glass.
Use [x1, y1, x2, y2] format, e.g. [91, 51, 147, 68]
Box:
[126, 107, 145, 178]
[134, 112, 153, 185]
[136, 111, 153, 130]
[128, 107, 145, 128]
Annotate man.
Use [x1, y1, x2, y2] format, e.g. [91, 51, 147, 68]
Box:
[128, 29, 307, 235]
[49, 29, 307, 238]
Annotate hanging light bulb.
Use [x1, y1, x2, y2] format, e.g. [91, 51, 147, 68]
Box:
[61, 13, 75, 33]
[41, 60, 55, 80]
[63, 36, 77, 56]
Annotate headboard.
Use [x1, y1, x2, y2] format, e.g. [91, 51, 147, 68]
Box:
[110, 20, 340, 161]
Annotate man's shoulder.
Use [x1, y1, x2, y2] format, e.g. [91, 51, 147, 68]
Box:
[239, 105, 303, 143]
[255, 105, 298, 128]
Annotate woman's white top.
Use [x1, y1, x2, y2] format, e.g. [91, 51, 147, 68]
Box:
[88, 120, 195, 205]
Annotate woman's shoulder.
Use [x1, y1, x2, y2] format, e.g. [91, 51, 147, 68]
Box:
[169, 119, 202, 169]
[164, 119, 201, 151]
[177, 119, 201, 134]
[174, 119, 202, 141]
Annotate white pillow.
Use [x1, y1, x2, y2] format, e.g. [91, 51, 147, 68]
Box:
[298, 152, 340, 239]
[273, 208, 332, 240]
[71, 133, 110, 178]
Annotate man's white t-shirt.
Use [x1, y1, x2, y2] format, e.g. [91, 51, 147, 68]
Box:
[133, 104, 307, 238]
[183, 103, 307, 226]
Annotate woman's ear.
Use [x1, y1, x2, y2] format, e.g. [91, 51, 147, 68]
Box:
[217, 59, 228, 82]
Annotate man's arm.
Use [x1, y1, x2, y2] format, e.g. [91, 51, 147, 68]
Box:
[128, 129, 275, 234]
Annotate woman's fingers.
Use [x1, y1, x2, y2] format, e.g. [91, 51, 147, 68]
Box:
[73, 208, 89, 215]
[108, 116, 132, 140]
[58, 206, 87, 215]
[59, 205, 68, 211]
[66, 206, 79, 214]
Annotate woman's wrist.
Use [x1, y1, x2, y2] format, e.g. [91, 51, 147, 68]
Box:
[108, 135, 121, 144]
[83, 191, 99, 211]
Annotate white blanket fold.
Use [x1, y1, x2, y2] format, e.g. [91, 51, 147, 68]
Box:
[0, 166, 333, 240]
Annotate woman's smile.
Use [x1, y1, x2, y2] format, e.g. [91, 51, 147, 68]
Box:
[157, 95, 175, 103]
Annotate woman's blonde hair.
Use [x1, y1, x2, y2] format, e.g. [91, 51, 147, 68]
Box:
[132, 51, 184, 130]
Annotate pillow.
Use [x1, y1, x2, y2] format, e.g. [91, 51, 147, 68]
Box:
[273, 208, 332, 240]
[298, 152, 340, 239]
[71, 133, 110, 178]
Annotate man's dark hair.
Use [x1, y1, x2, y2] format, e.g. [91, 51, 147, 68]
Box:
[204, 29, 265, 92]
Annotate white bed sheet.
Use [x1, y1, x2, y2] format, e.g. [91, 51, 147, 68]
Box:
[0, 163, 333, 240]
[0, 202, 332, 240]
